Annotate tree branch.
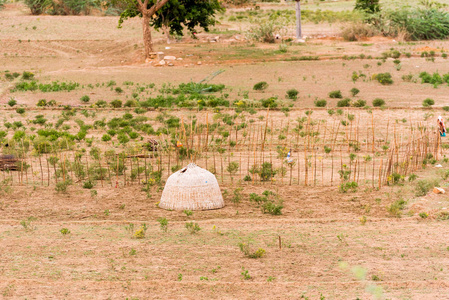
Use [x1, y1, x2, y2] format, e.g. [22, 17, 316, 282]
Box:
[148, 0, 170, 15]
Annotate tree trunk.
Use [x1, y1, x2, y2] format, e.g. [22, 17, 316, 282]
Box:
[163, 25, 171, 44]
[142, 14, 153, 59]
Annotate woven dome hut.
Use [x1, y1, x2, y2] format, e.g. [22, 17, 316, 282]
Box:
[159, 163, 224, 211]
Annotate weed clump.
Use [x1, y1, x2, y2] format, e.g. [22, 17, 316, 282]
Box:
[387, 198, 407, 217]
[372, 98, 385, 107]
[422, 98, 435, 107]
[185, 222, 201, 234]
[329, 90, 343, 99]
[239, 242, 266, 258]
[286, 89, 299, 100]
[253, 81, 268, 91]
[337, 98, 351, 107]
[373, 73, 393, 85]
[315, 99, 327, 107]
[249, 190, 283, 215]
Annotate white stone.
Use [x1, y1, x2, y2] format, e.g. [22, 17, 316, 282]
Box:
[163, 55, 176, 61]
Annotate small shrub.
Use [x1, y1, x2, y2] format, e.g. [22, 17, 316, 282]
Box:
[337, 98, 351, 107]
[110, 99, 122, 108]
[21, 71, 34, 80]
[80, 95, 90, 103]
[329, 90, 343, 99]
[372, 98, 385, 107]
[341, 22, 376, 41]
[239, 242, 266, 258]
[241, 267, 251, 280]
[286, 89, 299, 100]
[183, 210, 193, 217]
[419, 212, 428, 219]
[55, 180, 71, 193]
[261, 200, 283, 215]
[415, 179, 438, 196]
[134, 225, 147, 239]
[7, 98, 17, 107]
[314, 99, 327, 107]
[387, 198, 407, 217]
[260, 97, 278, 108]
[350, 87, 360, 96]
[248, 22, 278, 43]
[102, 134, 111, 142]
[422, 98, 435, 107]
[115, 87, 123, 93]
[339, 181, 358, 193]
[185, 222, 201, 234]
[253, 81, 268, 91]
[16, 108, 25, 114]
[37, 99, 47, 107]
[83, 180, 94, 189]
[353, 99, 366, 107]
[373, 73, 393, 85]
[157, 217, 168, 232]
[60, 228, 71, 235]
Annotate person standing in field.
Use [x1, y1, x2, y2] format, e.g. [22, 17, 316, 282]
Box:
[438, 116, 446, 137]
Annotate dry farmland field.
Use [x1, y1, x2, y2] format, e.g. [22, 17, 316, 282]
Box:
[2, 1, 449, 299]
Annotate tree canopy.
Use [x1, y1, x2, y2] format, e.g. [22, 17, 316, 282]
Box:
[354, 0, 380, 14]
[116, 0, 224, 37]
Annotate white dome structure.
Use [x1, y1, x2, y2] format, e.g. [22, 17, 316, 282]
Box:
[159, 163, 225, 211]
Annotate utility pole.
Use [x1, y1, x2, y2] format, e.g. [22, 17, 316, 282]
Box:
[295, 0, 303, 41]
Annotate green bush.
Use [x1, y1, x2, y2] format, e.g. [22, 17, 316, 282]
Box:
[261, 200, 283, 215]
[185, 222, 201, 234]
[315, 99, 327, 107]
[110, 99, 122, 108]
[83, 180, 94, 189]
[386, 7, 449, 41]
[7, 98, 17, 107]
[253, 81, 268, 91]
[387, 198, 407, 218]
[422, 98, 435, 107]
[339, 181, 358, 193]
[95, 100, 107, 108]
[373, 73, 393, 85]
[55, 180, 71, 193]
[247, 22, 278, 43]
[350, 87, 360, 96]
[286, 89, 299, 100]
[260, 97, 278, 108]
[16, 108, 25, 114]
[329, 90, 343, 99]
[353, 99, 366, 107]
[37, 99, 47, 107]
[415, 179, 439, 197]
[354, 0, 380, 13]
[372, 98, 385, 107]
[337, 98, 351, 107]
[80, 95, 90, 103]
[250, 162, 277, 181]
[21, 71, 34, 80]
[102, 134, 111, 142]
[238, 243, 266, 258]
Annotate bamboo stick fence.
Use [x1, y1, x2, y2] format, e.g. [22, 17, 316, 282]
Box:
[0, 112, 444, 189]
